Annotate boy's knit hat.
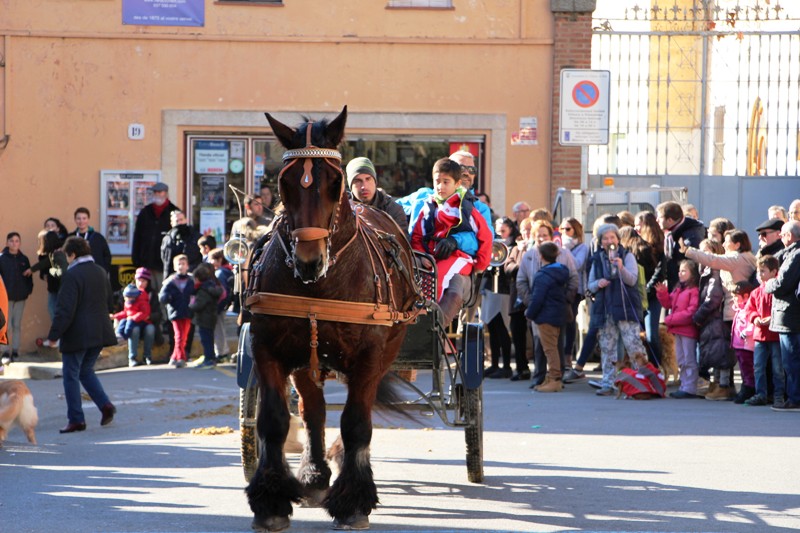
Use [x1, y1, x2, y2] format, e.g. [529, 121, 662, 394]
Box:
[345, 157, 377, 188]
[134, 267, 152, 281]
[123, 283, 141, 299]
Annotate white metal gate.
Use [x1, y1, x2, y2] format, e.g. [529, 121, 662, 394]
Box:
[590, 0, 800, 179]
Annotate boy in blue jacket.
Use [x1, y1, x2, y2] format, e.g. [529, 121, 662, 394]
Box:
[159, 254, 194, 367]
[525, 242, 570, 392]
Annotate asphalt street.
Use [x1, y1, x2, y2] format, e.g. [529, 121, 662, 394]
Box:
[2, 362, 799, 533]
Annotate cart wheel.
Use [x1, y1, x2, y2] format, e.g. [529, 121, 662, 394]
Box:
[240, 385, 260, 482]
[464, 385, 484, 483]
[455, 383, 484, 483]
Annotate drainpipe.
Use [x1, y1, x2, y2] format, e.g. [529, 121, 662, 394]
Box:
[0, 35, 9, 150]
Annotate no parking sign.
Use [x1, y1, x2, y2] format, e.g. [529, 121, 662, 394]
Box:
[559, 69, 610, 145]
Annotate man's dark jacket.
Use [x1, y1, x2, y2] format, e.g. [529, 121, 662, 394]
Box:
[766, 241, 800, 333]
[132, 201, 180, 270]
[68, 229, 112, 273]
[0, 248, 33, 301]
[47, 259, 117, 353]
[360, 189, 408, 231]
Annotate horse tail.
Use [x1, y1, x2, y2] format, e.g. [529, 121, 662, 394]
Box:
[374, 372, 422, 424]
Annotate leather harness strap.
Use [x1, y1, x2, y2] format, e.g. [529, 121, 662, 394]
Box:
[246, 291, 423, 385]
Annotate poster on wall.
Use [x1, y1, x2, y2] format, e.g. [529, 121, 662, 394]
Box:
[122, 0, 204, 28]
[200, 209, 226, 247]
[195, 140, 230, 174]
[106, 215, 131, 245]
[200, 175, 226, 208]
[100, 170, 162, 257]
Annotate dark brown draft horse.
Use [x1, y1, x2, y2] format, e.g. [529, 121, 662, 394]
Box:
[244, 107, 422, 531]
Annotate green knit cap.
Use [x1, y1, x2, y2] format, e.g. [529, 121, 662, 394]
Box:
[345, 157, 377, 188]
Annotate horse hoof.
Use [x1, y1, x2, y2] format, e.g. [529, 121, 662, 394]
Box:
[252, 515, 290, 532]
[300, 488, 328, 508]
[332, 513, 370, 530]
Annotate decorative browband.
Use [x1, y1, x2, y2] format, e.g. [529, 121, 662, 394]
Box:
[282, 148, 342, 162]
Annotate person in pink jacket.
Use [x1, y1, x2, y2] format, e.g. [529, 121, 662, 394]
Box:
[656, 259, 701, 398]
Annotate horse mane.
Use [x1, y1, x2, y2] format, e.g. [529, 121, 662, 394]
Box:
[289, 117, 335, 149]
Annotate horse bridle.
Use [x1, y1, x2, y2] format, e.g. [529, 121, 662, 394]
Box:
[276, 122, 353, 277]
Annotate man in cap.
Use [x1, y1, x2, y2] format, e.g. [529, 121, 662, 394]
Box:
[756, 218, 785, 259]
[132, 182, 180, 295]
[345, 157, 408, 230]
[764, 220, 800, 411]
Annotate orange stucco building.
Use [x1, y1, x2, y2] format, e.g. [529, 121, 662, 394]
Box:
[0, 0, 595, 351]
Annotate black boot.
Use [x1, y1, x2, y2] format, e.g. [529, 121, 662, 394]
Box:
[734, 384, 756, 405]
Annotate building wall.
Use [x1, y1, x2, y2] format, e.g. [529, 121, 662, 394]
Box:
[0, 0, 573, 350]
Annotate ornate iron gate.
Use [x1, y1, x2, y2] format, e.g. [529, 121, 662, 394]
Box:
[590, 0, 800, 179]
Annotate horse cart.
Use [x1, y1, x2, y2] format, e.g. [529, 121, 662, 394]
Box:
[236, 256, 486, 485]
[228, 107, 491, 531]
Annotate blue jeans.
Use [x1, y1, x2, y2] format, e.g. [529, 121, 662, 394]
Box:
[199, 326, 216, 362]
[47, 292, 58, 321]
[779, 333, 800, 404]
[61, 346, 110, 424]
[128, 323, 155, 362]
[643, 296, 662, 366]
[754, 340, 784, 400]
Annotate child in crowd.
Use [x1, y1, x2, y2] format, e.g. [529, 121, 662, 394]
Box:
[410, 157, 492, 325]
[692, 239, 732, 399]
[189, 263, 223, 369]
[127, 267, 158, 366]
[198, 235, 217, 263]
[731, 286, 756, 403]
[524, 242, 569, 393]
[113, 283, 151, 342]
[0, 232, 33, 364]
[159, 254, 194, 368]
[656, 259, 700, 398]
[743, 255, 785, 407]
[209, 248, 234, 360]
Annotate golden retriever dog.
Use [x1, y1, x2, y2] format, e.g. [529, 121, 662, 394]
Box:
[0, 380, 38, 445]
[658, 324, 680, 386]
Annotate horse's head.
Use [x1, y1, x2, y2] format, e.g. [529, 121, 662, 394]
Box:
[265, 106, 347, 283]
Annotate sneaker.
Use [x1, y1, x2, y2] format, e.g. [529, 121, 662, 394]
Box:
[696, 377, 710, 393]
[563, 368, 586, 383]
[1, 353, 10, 365]
[174, 360, 186, 368]
[745, 394, 768, 406]
[595, 387, 615, 396]
[705, 385, 736, 401]
[771, 401, 800, 412]
[588, 379, 603, 390]
[128, 360, 143, 368]
[773, 398, 786, 409]
[196, 358, 217, 369]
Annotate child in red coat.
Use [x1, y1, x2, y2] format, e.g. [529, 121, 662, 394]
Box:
[656, 259, 700, 398]
[743, 255, 784, 407]
[113, 283, 151, 341]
